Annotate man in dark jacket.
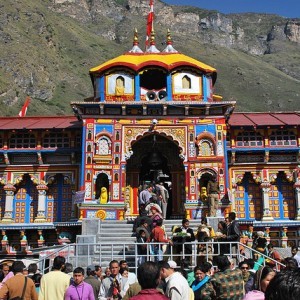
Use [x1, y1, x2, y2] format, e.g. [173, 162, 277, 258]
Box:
[222, 212, 241, 260]
[84, 265, 102, 300]
[172, 218, 195, 259]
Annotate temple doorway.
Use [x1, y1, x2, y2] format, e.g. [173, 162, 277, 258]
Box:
[126, 133, 185, 218]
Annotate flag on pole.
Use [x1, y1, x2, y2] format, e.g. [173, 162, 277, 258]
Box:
[146, 0, 154, 48]
[18, 96, 30, 117]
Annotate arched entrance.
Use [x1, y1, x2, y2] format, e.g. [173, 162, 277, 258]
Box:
[126, 133, 185, 218]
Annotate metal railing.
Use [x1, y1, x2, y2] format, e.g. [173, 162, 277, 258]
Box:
[37, 241, 285, 274]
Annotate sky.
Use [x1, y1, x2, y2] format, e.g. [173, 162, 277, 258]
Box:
[163, 0, 300, 18]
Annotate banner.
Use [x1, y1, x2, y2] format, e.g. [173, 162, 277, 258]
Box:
[73, 190, 85, 204]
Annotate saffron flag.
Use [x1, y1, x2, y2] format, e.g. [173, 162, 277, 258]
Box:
[18, 96, 30, 117]
[146, 0, 154, 47]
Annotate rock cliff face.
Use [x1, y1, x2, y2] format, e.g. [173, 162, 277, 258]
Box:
[0, 0, 299, 115]
[49, 1, 300, 52]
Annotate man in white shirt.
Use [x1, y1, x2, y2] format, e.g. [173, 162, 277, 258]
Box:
[291, 246, 300, 267]
[160, 260, 190, 300]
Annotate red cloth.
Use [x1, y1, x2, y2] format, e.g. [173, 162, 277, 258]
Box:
[146, 0, 154, 46]
[149, 226, 168, 243]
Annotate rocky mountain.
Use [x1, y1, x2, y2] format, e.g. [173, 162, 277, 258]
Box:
[0, 0, 299, 116]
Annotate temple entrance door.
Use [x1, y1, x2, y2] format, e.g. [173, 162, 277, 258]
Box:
[126, 133, 185, 218]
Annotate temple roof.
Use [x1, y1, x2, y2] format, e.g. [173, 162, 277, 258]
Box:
[229, 112, 300, 127]
[0, 116, 81, 130]
[90, 52, 217, 76]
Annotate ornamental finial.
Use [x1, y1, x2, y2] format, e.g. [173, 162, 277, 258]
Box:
[133, 28, 139, 45]
[166, 29, 172, 45]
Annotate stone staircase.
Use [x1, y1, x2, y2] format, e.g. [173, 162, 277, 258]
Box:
[76, 218, 203, 268]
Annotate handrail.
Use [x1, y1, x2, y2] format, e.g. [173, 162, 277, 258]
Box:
[36, 241, 285, 274]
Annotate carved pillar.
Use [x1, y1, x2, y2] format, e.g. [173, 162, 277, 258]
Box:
[260, 181, 274, 221]
[34, 182, 48, 223]
[2, 183, 16, 223]
[294, 181, 300, 220]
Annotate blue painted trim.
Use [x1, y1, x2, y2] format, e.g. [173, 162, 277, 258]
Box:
[166, 74, 172, 101]
[227, 147, 299, 152]
[277, 176, 284, 219]
[203, 75, 208, 102]
[100, 76, 105, 102]
[135, 74, 140, 101]
[244, 179, 250, 219]
[80, 125, 86, 189]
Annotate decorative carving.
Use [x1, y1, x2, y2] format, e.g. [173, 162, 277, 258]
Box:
[122, 126, 186, 161]
[269, 173, 277, 184]
[251, 172, 262, 184]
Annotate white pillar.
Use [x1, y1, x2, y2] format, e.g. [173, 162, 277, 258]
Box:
[294, 181, 300, 220]
[34, 183, 48, 222]
[2, 183, 16, 223]
[261, 181, 274, 221]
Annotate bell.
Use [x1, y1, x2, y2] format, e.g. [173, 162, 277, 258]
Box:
[148, 151, 162, 167]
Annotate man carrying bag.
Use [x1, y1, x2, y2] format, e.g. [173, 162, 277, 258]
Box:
[0, 261, 37, 300]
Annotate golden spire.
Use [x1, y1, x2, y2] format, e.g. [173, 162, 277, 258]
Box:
[150, 29, 156, 45]
[166, 29, 172, 45]
[129, 28, 143, 53]
[162, 29, 178, 53]
[133, 28, 139, 45]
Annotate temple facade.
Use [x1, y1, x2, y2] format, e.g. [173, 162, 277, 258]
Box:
[71, 31, 234, 222]
[0, 31, 300, 251]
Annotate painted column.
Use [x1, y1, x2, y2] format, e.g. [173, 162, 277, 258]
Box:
[2, 183, 16, 223]
[230, 180, 237, 212]
[261, 181, 274, 221]
[34, 183, 48, 223]
[135, 74, 140, 101]
[294, 181, 300, 220]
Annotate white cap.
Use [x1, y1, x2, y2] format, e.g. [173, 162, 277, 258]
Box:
[167, 260, 178, 269]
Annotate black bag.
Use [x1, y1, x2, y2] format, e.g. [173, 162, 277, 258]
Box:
[9, 277, 27, 300]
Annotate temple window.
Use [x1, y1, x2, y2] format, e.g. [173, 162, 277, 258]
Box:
[9, 133, 36, 148]
[87, 130, 92, 140]
[236, 131, 263, 147]
[115, 156, 119, 164]
[115, 145, 120, 152]
[199, 139, 213, 156]
[43, 133, 70, 148]
[86, 172, 91, 181]
[189, 133, 194, 142]
[116, 131, 120, 140]
[270, 130, 297, 147]
[87, 144, 92, 152]
[87, 156, 92, 164]
[182, 75, 191, 89]
[96, 136, 112, 155]
[114, 173, 119, 181]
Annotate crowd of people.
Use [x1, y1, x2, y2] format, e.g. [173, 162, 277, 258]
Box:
[1, 254, 299, 300]
[1, 202, 300, 300]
